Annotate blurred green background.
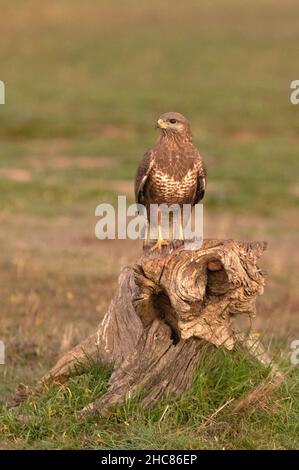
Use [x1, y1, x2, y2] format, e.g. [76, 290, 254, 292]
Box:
[1, 0, 299, 216]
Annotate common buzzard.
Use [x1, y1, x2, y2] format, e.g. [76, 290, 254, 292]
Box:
[135, 112, 206, 251]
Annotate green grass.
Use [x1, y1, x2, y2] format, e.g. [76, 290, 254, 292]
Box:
[1, 347, 298, 450]
[0, 0, 299, 216]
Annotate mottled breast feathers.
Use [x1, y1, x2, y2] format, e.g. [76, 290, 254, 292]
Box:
[135, 138, 206, 213]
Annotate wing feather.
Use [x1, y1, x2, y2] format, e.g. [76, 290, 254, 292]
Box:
[194, 159, 207, 204]
[134, 150, 154, 205]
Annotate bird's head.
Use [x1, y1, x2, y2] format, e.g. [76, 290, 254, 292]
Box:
[156, 112, 192, 141]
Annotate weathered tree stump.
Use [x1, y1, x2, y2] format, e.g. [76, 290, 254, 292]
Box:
[14, 238, 273, 417]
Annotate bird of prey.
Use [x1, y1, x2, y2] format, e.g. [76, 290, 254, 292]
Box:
[135, 112, 206, 251]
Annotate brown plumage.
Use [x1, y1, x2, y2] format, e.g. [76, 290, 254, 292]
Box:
[135, 112, 206, 211]
[135, 112, 206, 250]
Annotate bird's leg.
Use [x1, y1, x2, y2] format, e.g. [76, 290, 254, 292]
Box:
[150, 208, 169, 252]
[142, 220, 150, 249]
[179, 208, 185, 241]
[145, 219, 149, 244]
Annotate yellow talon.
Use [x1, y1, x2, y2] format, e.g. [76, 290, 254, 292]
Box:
[150, 238, 169, 252]
[150, 214, 169, 251]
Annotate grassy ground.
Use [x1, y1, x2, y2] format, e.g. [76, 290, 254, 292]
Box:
[0, 0, 299, 449]
[1, 349, 299, 450]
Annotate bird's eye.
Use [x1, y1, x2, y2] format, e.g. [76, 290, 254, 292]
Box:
[169, 118, 177, 124]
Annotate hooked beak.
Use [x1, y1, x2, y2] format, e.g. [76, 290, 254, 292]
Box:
[156, 118, 168, 129]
